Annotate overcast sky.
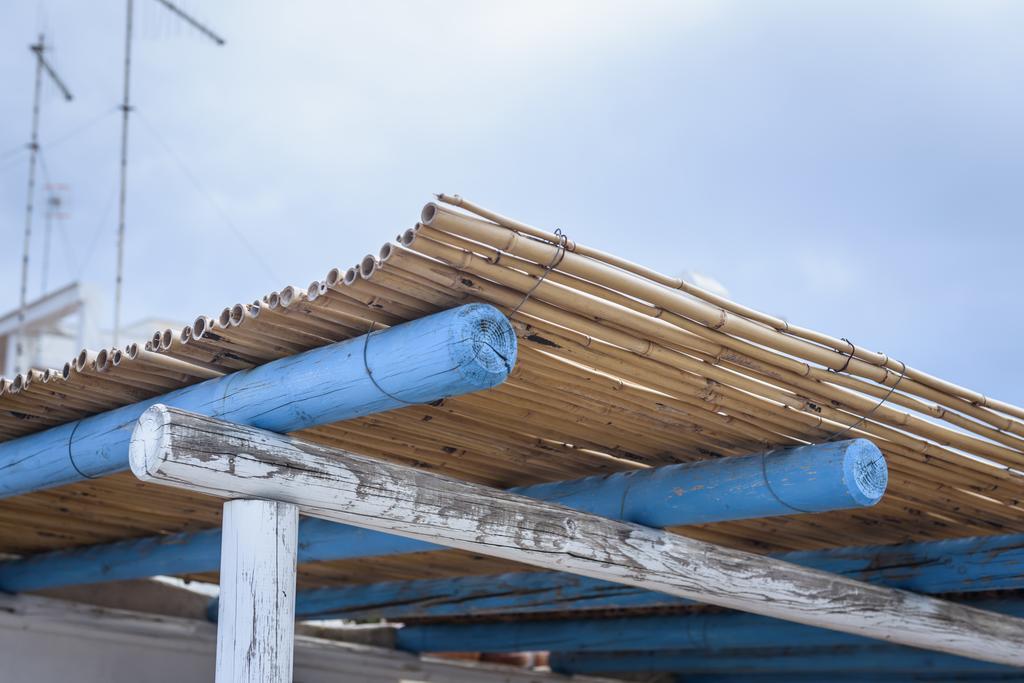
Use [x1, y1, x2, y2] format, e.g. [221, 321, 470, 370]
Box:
[2, 1, 1022, 404]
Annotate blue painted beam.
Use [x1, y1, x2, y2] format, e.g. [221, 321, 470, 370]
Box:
[291, 571, 662, 622]
[391, 598, 1024, 654]
[549, 645, 1023, 676]
[195, 531, 1024, 624]
[272, 532, 1024, 622]
[0, 439, 884, 592]
[514, 437, 886, 524]
[0, 519, 438, 593]
[0, 303, 516, 498]
[679, 676, 1024, 683]
[776, 533, 1024, 594]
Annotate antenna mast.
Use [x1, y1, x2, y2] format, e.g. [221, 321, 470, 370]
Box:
[16, 34, 73, 373]
[113, 0, 225, 347]
[41, 184, 70, 295]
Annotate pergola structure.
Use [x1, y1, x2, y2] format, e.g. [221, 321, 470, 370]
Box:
[1, 196, 1022, 682]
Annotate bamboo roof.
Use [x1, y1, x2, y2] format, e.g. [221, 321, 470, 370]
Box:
[1, 195, 1022, 589]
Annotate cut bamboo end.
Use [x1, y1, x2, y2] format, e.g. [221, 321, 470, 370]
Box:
[280, 286, 304, 308]
[75, 350, 97, 374]
[159, 330, 174, 352]
[217, 308, 233, 329]
[359, 255, 377, 279]
[229, 304, 248, 326]
[193, 316, 215, 340]
[306, 280, 323, 301]
[325, 268, 343, 287]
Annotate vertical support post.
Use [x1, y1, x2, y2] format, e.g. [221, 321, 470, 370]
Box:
[17, 34, 46, 374]
[113, 0, 134, 347]
[215, 499, 298, 683]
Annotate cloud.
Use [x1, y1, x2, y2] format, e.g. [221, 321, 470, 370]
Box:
[1, 0, 1022, 402]
[682, 270, 730, 298]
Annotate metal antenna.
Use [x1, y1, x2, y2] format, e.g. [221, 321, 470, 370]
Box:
[41, 183, 70, 295]
[152, 0, 226, 45]
[113, 0, 225, 347]
[15, 34, 73, 373]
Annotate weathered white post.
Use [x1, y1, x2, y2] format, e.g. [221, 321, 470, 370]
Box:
[215, 498, 298, 683]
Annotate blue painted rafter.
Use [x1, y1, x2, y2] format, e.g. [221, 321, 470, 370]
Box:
[0, 439, 884, 592]
[549, 644, 1024, 676]
[0, 304, 516, 498]
[268, 533, 1024, 622]
[390, 597, 1024, 653]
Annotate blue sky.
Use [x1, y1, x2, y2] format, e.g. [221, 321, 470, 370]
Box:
[1, 1, 1022, 404]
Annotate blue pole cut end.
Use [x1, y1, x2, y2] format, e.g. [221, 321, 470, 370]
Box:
[447, 303, 518, 389]
[842, 438, 888, 507]
[761, 438, 888, 514]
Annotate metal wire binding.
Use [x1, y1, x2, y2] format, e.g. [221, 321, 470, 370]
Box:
[507, 229, 569, 320]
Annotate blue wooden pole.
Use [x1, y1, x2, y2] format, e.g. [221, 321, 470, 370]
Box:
[0, 439, 884, 592]
[214, 532, 1024, 623]
[210, 532, 1024, 622]
[0, 519, 438, 593]
[0, 303, 516, 498]
[548, 645, 1021, 676]
[679, 676, 1024, 683]
[391, 598, 1024, 654]
[520, 437, 887, 523]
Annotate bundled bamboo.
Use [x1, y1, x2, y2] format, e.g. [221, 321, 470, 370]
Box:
[1, 195, 1022, 575]
[433, 195, 1023, 420]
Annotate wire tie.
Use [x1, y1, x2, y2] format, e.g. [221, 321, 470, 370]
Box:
[363, 322, 425, 406]
[827, 360, 907, 441]
[67, 420, 96, 480]
[829, 337, 856, 374]
[508, 229, 569, 320]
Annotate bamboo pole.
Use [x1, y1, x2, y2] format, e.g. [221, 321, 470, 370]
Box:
[391, 235, 1024, 477]
[380, 237, 1024, 516]
[399, 227, 1024, 469]
[436, 195, 1024, 422]
[125, 344, 225, 380]
[422, 203, 1024, 431]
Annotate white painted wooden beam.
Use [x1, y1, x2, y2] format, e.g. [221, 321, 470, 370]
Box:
[129, 405, 1024, 668]
[215, 498, 299, 683]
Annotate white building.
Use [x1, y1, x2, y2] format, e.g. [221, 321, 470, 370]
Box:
[0, 282, 180, 377]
